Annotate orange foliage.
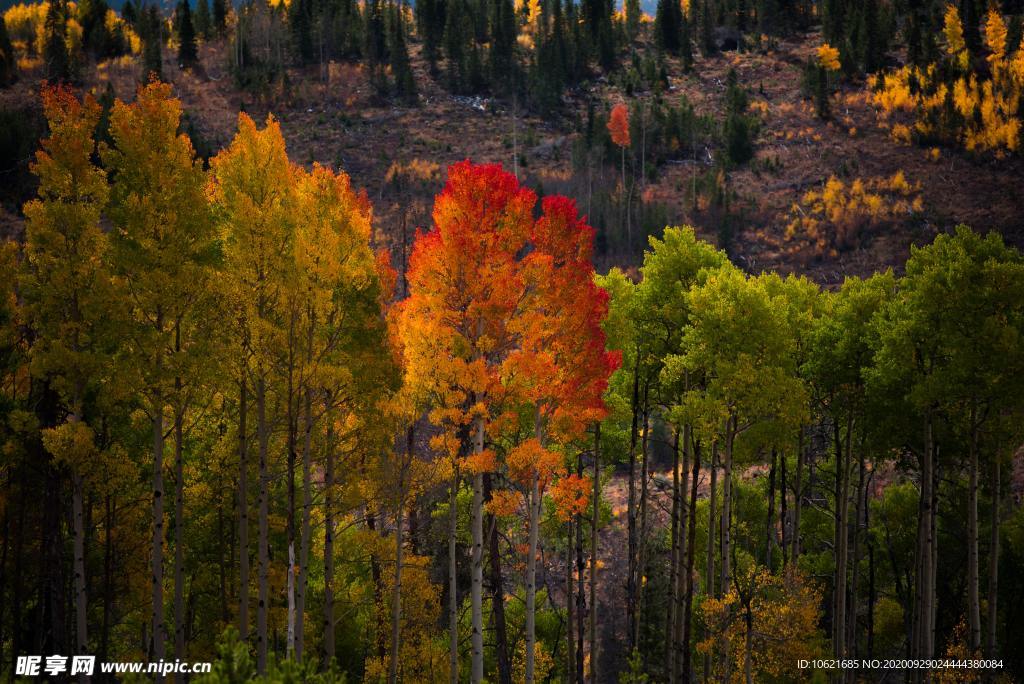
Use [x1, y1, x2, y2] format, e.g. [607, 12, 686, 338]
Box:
[608, 103, 631, 148]
[549, 473, 591, 522]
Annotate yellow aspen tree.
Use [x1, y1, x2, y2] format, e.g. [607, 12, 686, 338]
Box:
[21, 86, 125, 679]
[209, 112, 296, 674]
[102, 80, 218, 667]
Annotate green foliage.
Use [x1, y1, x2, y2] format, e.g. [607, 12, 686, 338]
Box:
[196, 628, 348, 683]
[194, 0, 212, 40]
[43, 0, 70, 81]
[722, 69, 755, 166]
[140, 4, 163, 79]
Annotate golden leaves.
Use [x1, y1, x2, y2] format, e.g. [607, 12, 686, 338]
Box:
[870, 7, 1023, 154]
[785, 172, 923, 258]
[816, 43, 841, 72]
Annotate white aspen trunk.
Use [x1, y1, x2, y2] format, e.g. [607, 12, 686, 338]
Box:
[471, 417, 485, 683]
[256, 377, 269, 674]
[295, 391, 313, 663]
[986, 457, 1000, 659]
[448, 463, 459, 684]
[151, 390, 166, 669]
[173, 400, 186, 684]
[526, 405, 544, 683]
[238, 381, 249, 641]
[967, 406, 980, 654]
[72, 472, 88, 684]
[389, 502, 404, 684]
[323, 422, 336, 667]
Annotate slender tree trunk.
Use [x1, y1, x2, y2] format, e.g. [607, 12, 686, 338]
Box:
[218, 497, 228, 624]
[781, 448, 788, 567]
[743, 607, 753, 684]
[323, 421, 336, 667]
[151, 386, 166, 667]
[832, 413, 852, 677]
[681, 436, 700, 683]
[256, 377, 270, 674]
[566, 519, 576, 684]
[574, 458, 585, 684]
[929, 452, 938, 662]
[626, 359, 640, 652]
[296, 390, 314, 663]
[912, 411, 935, 674]
[766, 449, 776, 569]
[101, 495, 114, 664]
[985, 456, 1000, 660]
[485, 473, 512, 684]
[668, 429, 681, 683]
[792, 427, 804, 562]
[286, 312, 297, 660]
[471, 416, 485, 683]
[449, 462, 459, 684]
[589, 425, 600, 684]
[389, 427, 413, 684]
[967, 407, 981, 654]
[634, 385, 651, 654]
[867, 472, 876, 661]
[450, 464, 462, 684]
[848, 436, 867, 674]
[525, 410, 542, 684]
[173, 396, 186, 683]
[721, 421, 734, 682]
[367, 512, 384, 662]
[389, 488, 404, 684]
[238, 380, 249, 640]
[703, 440, 717, 684]
[672, 426, 690, 684]
[72, 472, 87, 683]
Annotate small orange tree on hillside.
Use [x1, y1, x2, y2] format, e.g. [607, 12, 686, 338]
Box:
[608, 103, 632, 250]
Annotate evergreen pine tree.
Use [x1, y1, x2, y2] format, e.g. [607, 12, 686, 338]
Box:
[80, 0, 112, 58]
[723, 68, 753, 165]
[194, 0, 212, 41]
[822, 0, 842, 45]
[388, 3, 416, 100]
[213, 0, 227, 36]
[142, 4, 163, 79]
[123, 0, 138, 27]
[906, 0, 924, 66]
[43, 0, 70, 82]
[858, 0, 883, 74]
[365, 0, 389, 92]
[680, 8, 693, 71]
[489, 0, 515, 87]
[700, 0, 715, 56]
[443, 0, 467, 91]
[177, 0, 198, 65]
[416, 0, 445, 73]
[625, 0, 641, 41]
[290, 0, 315, 64]
[655, 0, 681, 53]
[0, 16, 17, 87]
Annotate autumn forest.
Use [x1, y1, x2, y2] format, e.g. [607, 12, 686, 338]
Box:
[0, 0, 1023, 681]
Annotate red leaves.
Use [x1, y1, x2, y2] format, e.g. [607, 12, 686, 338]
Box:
[608, 103, 631, 149]
[402, 159, 617, 513]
